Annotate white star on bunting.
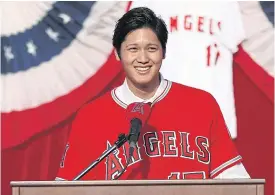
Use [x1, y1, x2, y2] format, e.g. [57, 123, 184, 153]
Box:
[46, 28, 59, 42]
[4, 46, 14, 62]
[26, 40, 37, 56]
[59, 13, 71, 24]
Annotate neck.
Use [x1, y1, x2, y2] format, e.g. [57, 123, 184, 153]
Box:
[126, 75, 161, 100]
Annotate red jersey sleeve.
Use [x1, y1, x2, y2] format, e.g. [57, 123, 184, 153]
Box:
[56, 107, 103, 181]
[209, 96, 242, 178]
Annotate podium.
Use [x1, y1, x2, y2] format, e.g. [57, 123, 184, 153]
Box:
[11, 179, 265, 195]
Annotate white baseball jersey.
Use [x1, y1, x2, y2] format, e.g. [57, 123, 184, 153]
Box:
[130, 1, 246, 138]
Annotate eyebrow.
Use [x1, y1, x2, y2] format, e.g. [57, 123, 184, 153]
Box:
[126, 44, 138, 48]
[126, 43, 159, 48]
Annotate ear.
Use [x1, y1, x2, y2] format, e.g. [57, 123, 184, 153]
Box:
[115, 50, 120, 61]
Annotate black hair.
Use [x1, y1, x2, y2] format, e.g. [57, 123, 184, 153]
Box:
[112, 7, 168, 57]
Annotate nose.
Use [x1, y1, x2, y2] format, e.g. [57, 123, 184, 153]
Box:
[136, 50, 149, 64]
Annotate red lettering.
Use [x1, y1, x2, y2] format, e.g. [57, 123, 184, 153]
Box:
[143, 132, 161, 157]
[214, 43, 220, 65]
[206, 45, 211, 66]
[105, 141, 124, 180]
[168, 171, 206, 179]
[209, 18, 214, 35]
[206, 43, 220, 66]
[167, 15, 222, 35]
[198, 16, 204, 32]
[196, 136, 210, 164]
[183, 171, 206, 179]
[180, 132, 194, 159]
[162, 131, 178, 157]
[170, 16, 178, 32]
[168, 172, 181, 180]
[184, 15, 192, 30]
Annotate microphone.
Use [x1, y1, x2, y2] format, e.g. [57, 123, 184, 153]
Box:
[126, 102, 151, 157]
[109, 102, 151, 181]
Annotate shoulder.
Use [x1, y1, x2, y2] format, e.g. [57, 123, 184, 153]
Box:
[74, 90, 115, 122]
[170, 81, 217, 104]
[166, 81, 220, 117]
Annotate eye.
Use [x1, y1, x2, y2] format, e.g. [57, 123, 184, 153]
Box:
[148, 47, 157, 52]
[128, 47, 138, 52]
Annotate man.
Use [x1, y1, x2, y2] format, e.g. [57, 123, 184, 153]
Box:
[56, 7, 250, 181]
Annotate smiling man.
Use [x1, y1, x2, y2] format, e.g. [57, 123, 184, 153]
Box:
[56, 7, 250, 181]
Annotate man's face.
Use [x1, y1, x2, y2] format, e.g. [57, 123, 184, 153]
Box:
[117, 28, 164, 87]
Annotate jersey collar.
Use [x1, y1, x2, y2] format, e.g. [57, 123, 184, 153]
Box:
[111, 74, 172, 109]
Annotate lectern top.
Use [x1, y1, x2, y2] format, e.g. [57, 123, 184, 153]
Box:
[10, 179, 265, 187]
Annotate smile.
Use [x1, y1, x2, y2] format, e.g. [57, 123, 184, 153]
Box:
[134, 66, 151, 74]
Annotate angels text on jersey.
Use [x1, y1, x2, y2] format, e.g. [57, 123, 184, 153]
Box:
[105, 130, 210, 180]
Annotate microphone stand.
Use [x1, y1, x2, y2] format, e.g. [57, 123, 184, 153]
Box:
[73, 133, 128, 181]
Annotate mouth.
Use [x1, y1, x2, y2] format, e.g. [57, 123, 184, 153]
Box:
[134, 66, 152, 74]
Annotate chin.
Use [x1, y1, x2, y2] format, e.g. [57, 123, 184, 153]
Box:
[133, 77, 154, 87]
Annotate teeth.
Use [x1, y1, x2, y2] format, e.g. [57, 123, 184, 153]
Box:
[135, 67, 150, 71]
